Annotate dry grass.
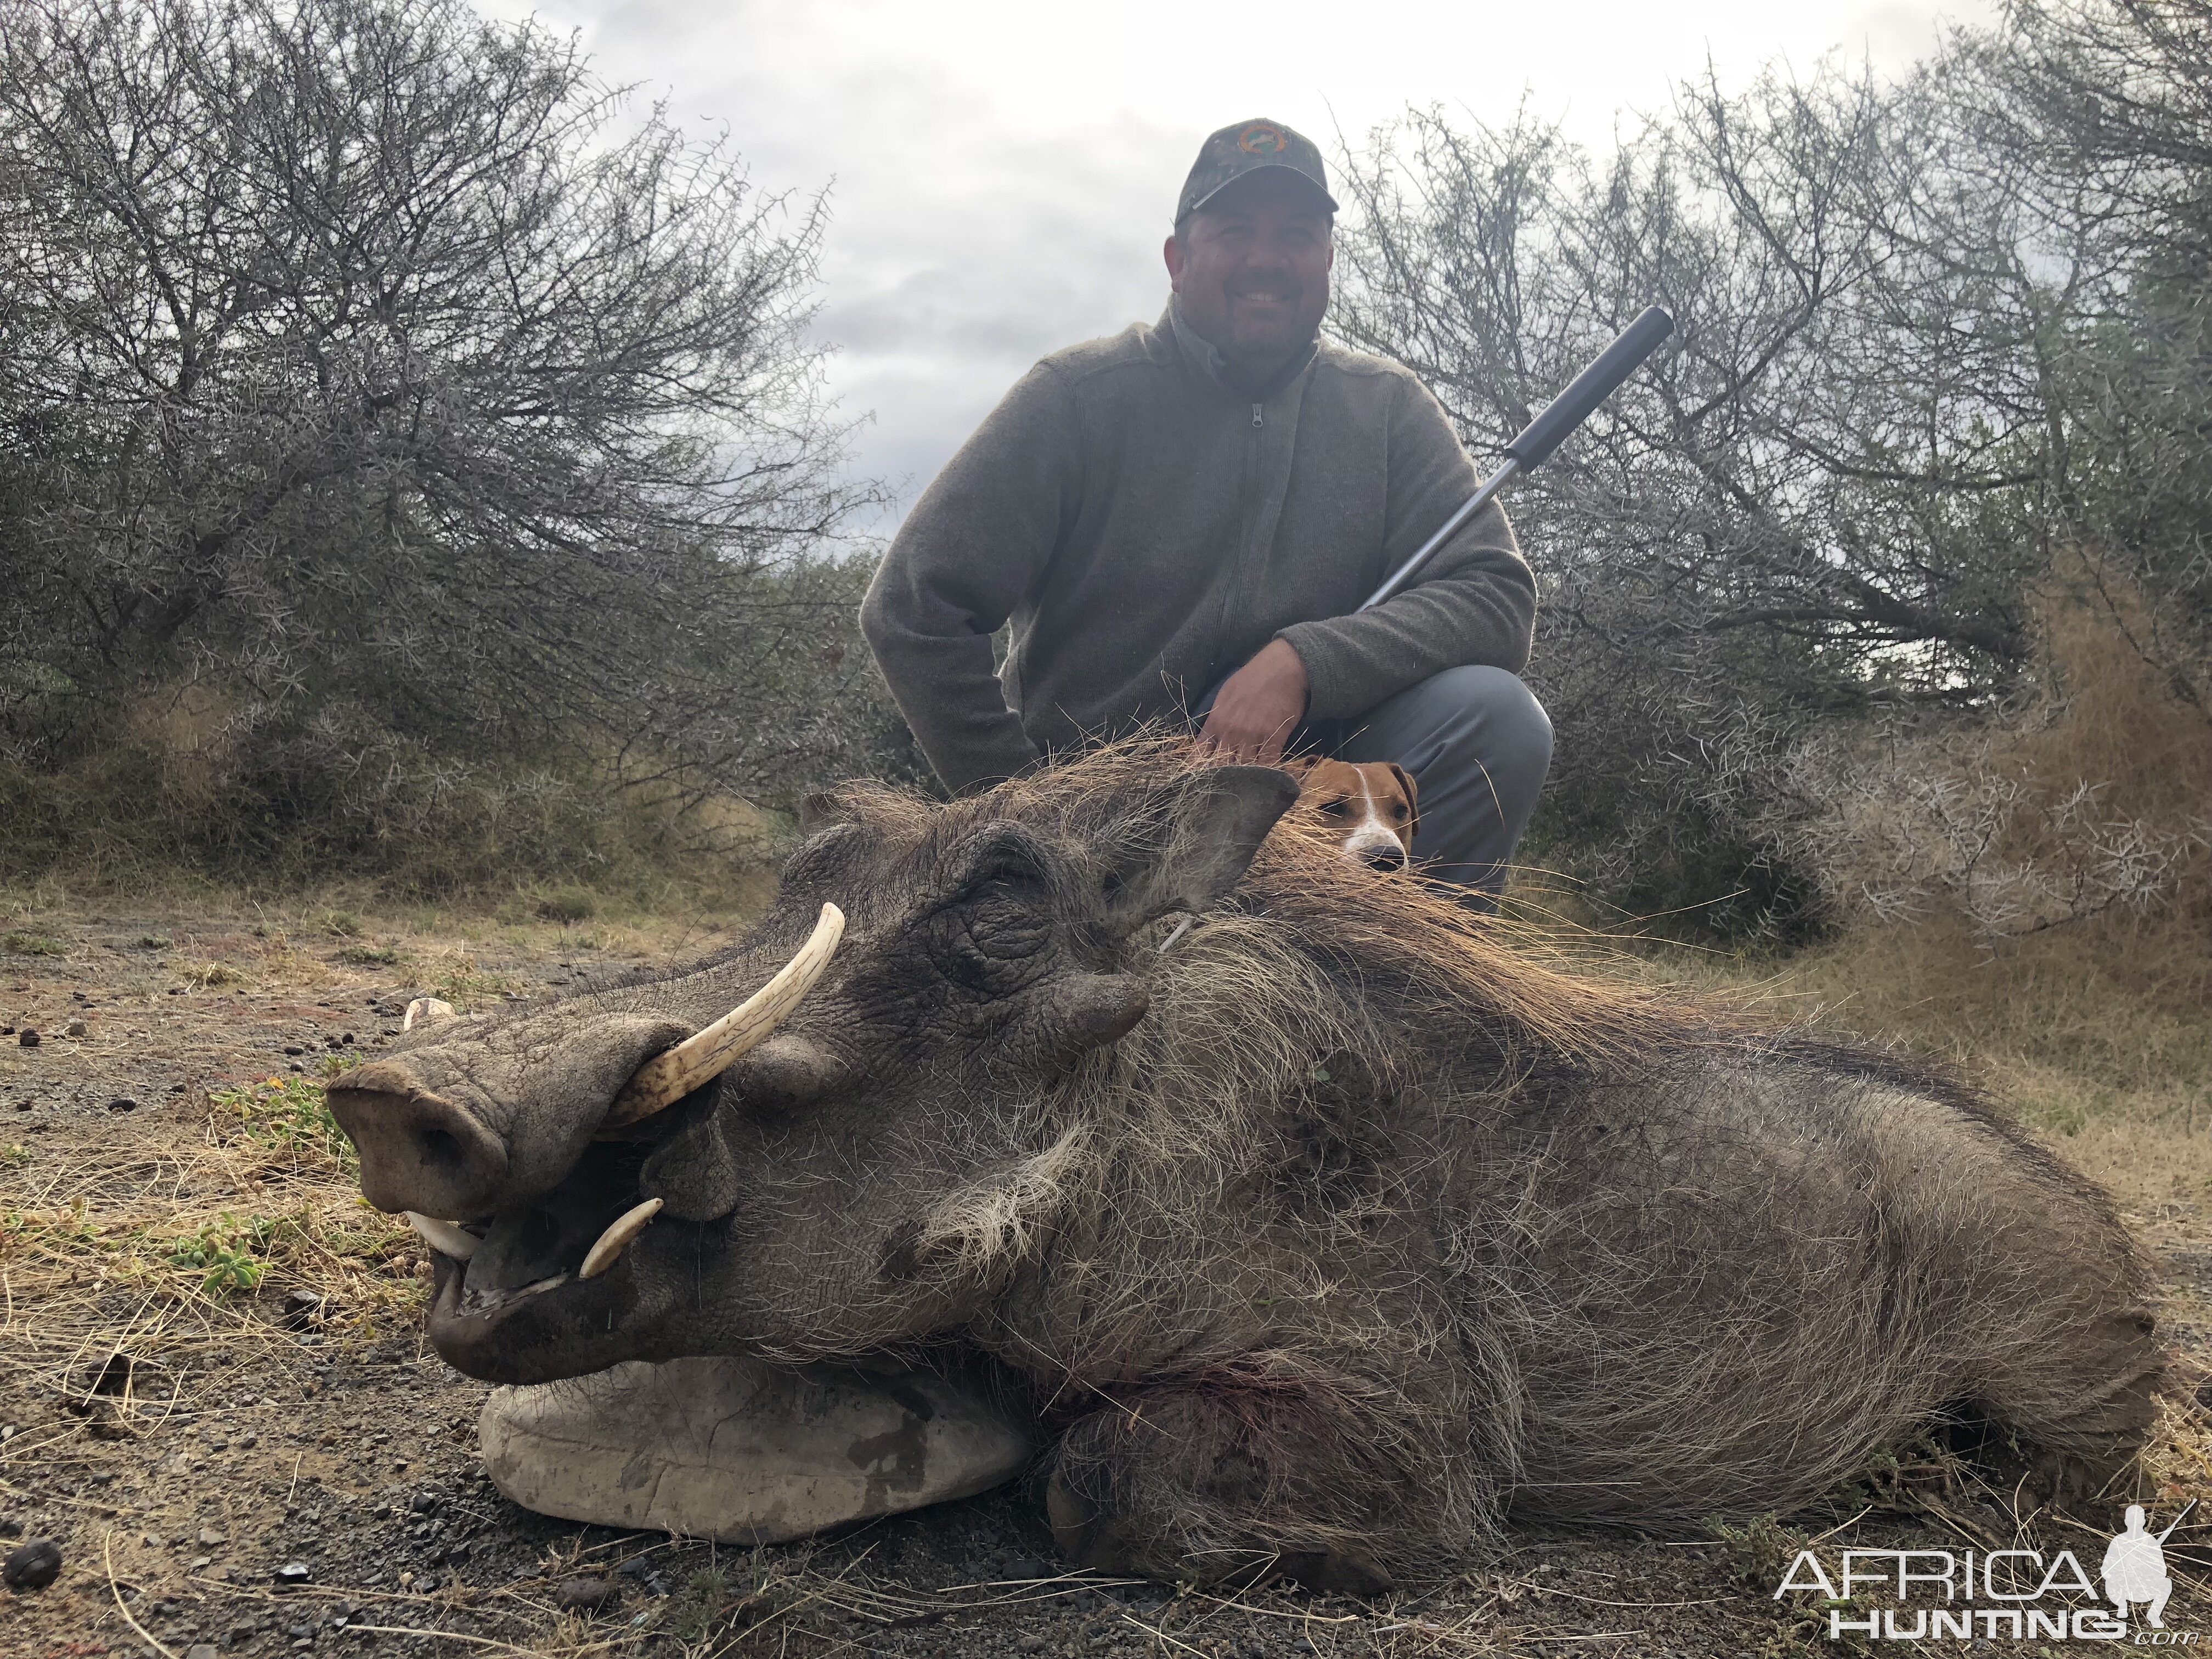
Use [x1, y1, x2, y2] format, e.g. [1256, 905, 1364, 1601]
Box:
[4, 812, 2211, 1652]
[1, 1069, 422, 1437]
[1779, 589, 2212, 938]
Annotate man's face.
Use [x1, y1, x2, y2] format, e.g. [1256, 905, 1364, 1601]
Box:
[1164, 169, 1334, 376]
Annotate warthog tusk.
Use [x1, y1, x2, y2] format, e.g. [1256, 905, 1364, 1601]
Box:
[600, 902, 845, 1130]
[579, 1198, 663, 1279]
[405, 1212, 479, 1260]
[403, 997, 457, 1031]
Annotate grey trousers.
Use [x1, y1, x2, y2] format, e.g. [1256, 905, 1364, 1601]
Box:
[1198, 665, 1554, 899]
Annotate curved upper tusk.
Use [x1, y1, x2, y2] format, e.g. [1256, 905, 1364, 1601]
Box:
[600, 902, 845, 1130]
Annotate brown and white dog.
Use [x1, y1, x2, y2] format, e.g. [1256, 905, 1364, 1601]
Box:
[1286, 757, 1420, 872]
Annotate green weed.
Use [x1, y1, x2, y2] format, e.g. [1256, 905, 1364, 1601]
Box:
[1709, 1511, 1803, 1593]
[1, 930, 65, 956]
[163, 1212, 284, 1296]
[212, 1073, 356, 1169]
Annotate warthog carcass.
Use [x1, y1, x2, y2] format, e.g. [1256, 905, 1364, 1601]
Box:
[330, 743, 2168, 1590]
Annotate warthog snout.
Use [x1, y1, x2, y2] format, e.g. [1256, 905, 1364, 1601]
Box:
[335, 1070, 512, 1218]
[329, 904, 847, 1222]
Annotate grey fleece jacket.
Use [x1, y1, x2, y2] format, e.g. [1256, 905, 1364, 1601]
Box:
[860, 302, 1536, 794]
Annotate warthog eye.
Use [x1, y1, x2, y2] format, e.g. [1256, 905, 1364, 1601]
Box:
[929, 858, 1054, 995]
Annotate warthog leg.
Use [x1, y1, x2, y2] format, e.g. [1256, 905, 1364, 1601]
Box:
[1043, 1371, 1446, 1595]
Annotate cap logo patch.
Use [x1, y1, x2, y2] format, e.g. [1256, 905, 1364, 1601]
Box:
[1238, 123, 1290, 156]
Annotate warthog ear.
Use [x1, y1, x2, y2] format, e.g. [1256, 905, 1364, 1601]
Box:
[1098, 765, 1300, 930]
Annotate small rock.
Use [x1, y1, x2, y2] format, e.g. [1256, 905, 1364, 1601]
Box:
[555, 1575, 620, 1613]
[283, 1045, 303, 1056]
[0, 1517, 21, 1537]
[108, 1096, 138, 1113]
[1018, 1638, 1048, 1655]
[17, 1030, 38, 1047]
[189, 1555, 211, 1570]
[3, 1537, 63, 1590]
[198, 1527, 225, 1546]
[63, 1019, 86, 1037]
[187, 1647, 218, 1659]
[274, 1561, 312, 1585]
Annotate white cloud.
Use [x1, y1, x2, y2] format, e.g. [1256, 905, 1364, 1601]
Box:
[482, 0, 1997, 534]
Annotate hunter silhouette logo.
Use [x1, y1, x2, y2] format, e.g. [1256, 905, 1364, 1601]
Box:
[2104, 1502, 2192, 1629]
[1772, 1502, 2197, 1643]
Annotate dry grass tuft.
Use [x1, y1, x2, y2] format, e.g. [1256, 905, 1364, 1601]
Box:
[1, 1072, 424, 1429]
[1781, 591, 2212, 937]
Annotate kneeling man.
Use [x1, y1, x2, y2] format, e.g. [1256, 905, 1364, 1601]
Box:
[862, 118, 1551, 898]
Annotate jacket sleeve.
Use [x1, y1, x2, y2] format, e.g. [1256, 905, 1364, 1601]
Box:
[1272, 372, 1537, 722]
[859, 364, 1081, 793]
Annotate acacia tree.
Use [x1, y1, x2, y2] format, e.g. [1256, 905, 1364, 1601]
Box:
[1984, 0, 2212, 709]
[0, 0, 895, 860]
[1332, 3, 2204, 927]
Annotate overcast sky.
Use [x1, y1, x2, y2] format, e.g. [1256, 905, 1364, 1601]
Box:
[478, 0, 1996, 538]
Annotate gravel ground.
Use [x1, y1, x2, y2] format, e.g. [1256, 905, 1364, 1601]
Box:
[4, 899, 2208, 1657]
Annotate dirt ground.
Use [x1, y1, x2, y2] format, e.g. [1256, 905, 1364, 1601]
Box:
[4, 893, 2210, 1658]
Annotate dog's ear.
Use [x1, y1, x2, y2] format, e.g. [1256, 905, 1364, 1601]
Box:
[1279, 753, 1319, 786]
[1386, 763, 1420, 840]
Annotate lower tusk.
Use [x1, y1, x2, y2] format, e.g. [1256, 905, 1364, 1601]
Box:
[405, 1212, 480, 1260]
[579, 1198, 663, 1280]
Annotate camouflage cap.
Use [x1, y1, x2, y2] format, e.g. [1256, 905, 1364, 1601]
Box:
[1175, 117, 1338, 224]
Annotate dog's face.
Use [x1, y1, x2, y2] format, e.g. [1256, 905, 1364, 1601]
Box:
[1289, 758, 1419, 872]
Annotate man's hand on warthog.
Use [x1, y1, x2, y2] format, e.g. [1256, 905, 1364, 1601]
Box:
[1196, 637, 1309, 765]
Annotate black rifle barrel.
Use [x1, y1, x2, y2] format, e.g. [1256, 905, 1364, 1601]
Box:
[1359, 304, 1674, 611]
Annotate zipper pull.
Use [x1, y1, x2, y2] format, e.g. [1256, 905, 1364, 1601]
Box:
[1251, 402, 1263, 429]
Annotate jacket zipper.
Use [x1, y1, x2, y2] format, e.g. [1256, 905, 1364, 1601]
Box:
[1207, 400, 1269, 680]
